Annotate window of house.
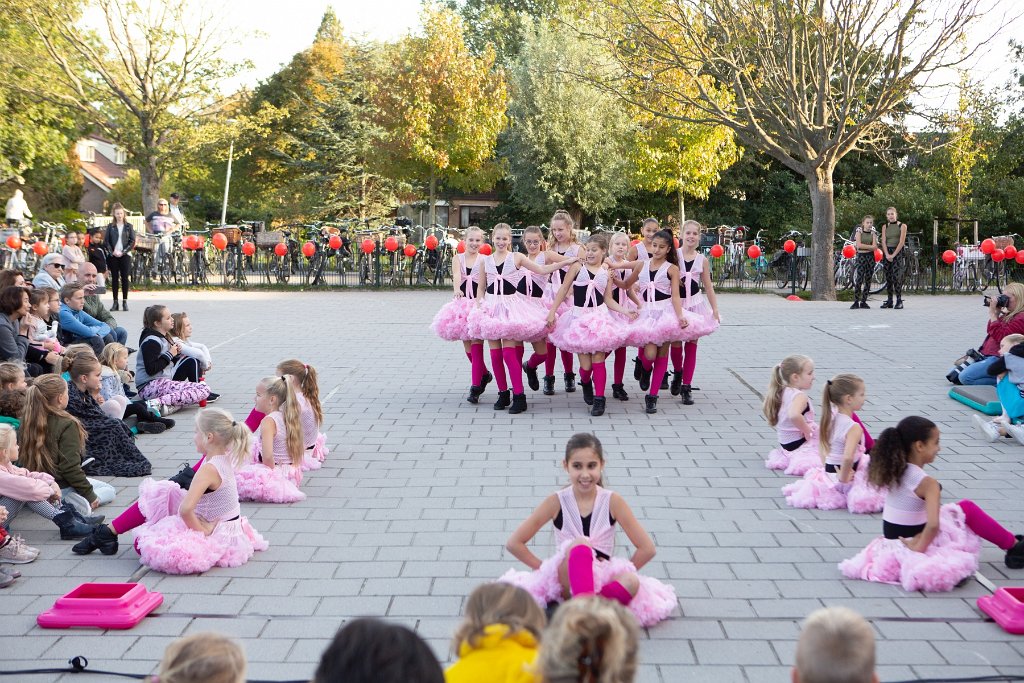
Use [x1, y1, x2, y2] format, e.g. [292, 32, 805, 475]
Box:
[114, 148, 127, 165]
[80, 144, 95, 162]
[460, 205, 490, 228]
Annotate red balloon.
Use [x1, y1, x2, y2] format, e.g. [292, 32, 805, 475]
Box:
[457, 241, 466, 254]
[942, 249, 957, 264]
[873, 248, 883, 262]
[302, 241, 316, 258]
[424, 235, 439, 251]
[992, 248, 1006, 263]
[631, 239, 640, 246]
[842, 244, 856, 259]
[709, 244, 724, 258]
[783, 239, 796, 254]
[274, 242, 288, 257]
[212, 233, 228, 250]
[196, 235, 205, 249]
[981, 238, 996, 255]
[328, 235, 342, 250]
[242, 241, 255, 256]
[1005, 245, 1018, 260]
[404, 244, 417, 257]
[83, 234, 90, 248]
[747, 244, 762, 259]
[384, 236, 399, 252]
[361, 239, 375, 254]
[673, 237, 680, 249]
[182, 235, 195, 250]
[480, 244, 493, 255]
[1016, 251, 1024, 265]
[5, 235, 21, 249]
[32, 241, 48, 256]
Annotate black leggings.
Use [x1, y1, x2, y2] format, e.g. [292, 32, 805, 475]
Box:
[853, 252, 875, 301]
[108, 253, 132, 300]
[172, 357, 202, 383]
[882, 250, 907, 302]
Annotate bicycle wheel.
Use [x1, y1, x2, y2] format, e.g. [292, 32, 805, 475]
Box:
[869, 263, 887, 294]
[797, 257, 810, 290]
[774, 254, 791, 289]
[967, 263, 981, 292]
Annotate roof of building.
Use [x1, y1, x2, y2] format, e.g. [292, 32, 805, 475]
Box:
[79, 152, 126, 191]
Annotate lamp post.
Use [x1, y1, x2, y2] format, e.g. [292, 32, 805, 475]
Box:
[220, 121, 237, 226]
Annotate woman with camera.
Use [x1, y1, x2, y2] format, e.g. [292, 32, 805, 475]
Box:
[956, 283, 1024, 385]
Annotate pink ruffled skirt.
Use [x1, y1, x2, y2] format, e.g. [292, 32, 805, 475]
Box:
[133, 479, 267, 575]
[765, 432, 821, 476]
[627, 300, 688, 347]
[430, 297, 476, 342]
[467, 294, 549, 342]
[782, 454, 885, 513]
[302, 432, 328, 471]
[236, 462, 305, 503]
[681, 293, 719, 340]
[498, 540, 678, 627]
[839, 504, 980, 592]
[547, 306, 630, 354]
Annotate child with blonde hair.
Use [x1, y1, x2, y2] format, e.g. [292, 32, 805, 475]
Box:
[276, 359, 329, 469]
[763, 354, 819, 475]
[0, 362, 27, 392]
[235, 376, 306, 503]
[152, 633, 246, 683]
[537, 596, 639, 683]
[792, 607, 877, 683]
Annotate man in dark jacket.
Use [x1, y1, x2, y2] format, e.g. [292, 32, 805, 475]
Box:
[80, 263, 128, 346]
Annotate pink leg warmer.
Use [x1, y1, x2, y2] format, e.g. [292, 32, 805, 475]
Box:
[527, 352, 546, 369]
[567, 545, 595, 596]
[490, 348, 508, 392]
[545, 344, 557, 376]
[502, 347, 524, 394]
[561, 350, 575, 373]
[580, 368, 592, 383]
[682, 341, 698, 383]
[613, 347, 626, 384]
[245, 409, 265, 433]
[470, 343, 486, 386]
[112, 456, 207, 535]
[670, 344, 683, 372]
[592, 362, 607, 397]
[959, 500, 1016, 550]
[516, 345, 525, 365]
[598, 580, 633, 606]
[641, 355, 654, 371]
[650, 357, 669, 397]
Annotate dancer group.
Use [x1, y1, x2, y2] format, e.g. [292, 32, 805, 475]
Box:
[431, 213, 720, 415]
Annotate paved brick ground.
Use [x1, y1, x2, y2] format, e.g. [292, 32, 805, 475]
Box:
[3, 290, 1024, 681]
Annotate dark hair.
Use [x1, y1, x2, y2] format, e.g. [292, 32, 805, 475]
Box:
[143, 305, 175, 344]
[868, 416, 937, 489]
[170, 192, 180, 200]
[651, 229, 679, 267]
[564, 433, 606, 486]
[0, 270, 25, 290]
[313, 618, 443, 683]
[0, 286, 27, 316]
[59, 282, 83, 303]
[0, 389, 25, 419]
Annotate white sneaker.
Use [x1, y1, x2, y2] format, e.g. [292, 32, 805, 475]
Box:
[1006, 423, 1024, 446]
[0, 536, 39, 564]
[160, 403, 180, 416]
[973, 414, 1001, 443]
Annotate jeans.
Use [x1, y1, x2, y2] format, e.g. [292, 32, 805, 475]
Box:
[111, 326, 128, 346]
[956, 355, 998, 386]
[67, 333, 115, 356]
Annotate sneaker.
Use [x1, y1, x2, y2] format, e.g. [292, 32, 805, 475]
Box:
[0, 567, 15, 588]
[1006, 535, 1024, 569]
[204, 392, 220, 404]
[160, 403, 181, 416]
[1006, 423, 1024, 447]
[973, 414, 1001, 443]
[0, 536, 39, 564]
[136, 421, 167, 435]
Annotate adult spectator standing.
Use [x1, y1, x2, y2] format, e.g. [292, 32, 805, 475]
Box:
[0, 285, 60, 376]
[168, 192, 186, 227]
[79, 263, 128, 346]
[955, 282, 1024, 385]
[32, 254, 66, 291]
[58, 283, 113, 355]
[147, 198, 178, 273]
[4, 189, 31, 229]
[880, 207, 908, 309]
[104, 203, 135, 311]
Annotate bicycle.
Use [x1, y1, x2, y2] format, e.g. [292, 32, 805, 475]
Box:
[772, 230, 810, 290]
[182, 228, 211, 286]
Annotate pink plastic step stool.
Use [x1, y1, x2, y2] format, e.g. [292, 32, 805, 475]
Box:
[37, 582, 163, 629]
[977, 587, 1024, 634]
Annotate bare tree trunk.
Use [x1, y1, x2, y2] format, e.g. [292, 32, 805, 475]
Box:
[808, 168, 837, 300]
[141, 156, 161, 217]
[678, 188, 686, 225]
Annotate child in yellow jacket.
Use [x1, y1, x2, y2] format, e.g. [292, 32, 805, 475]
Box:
[446, 583, 546, 683]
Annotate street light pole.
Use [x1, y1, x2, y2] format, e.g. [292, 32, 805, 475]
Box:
[220, 138, 234, 226]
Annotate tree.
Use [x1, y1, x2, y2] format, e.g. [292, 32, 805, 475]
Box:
[592, 0, 985, 298]
[372, 4, 507, 227]
[935, 72, 995, 221]
[1, 0, 250, 214]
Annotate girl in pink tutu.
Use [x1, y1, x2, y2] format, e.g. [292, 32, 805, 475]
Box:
[670, 220, 721, 405]
[133, 408, 268, 574]
[236, 376, 306, 503]
[500, 433, 677, 626]
[763, 354, 820, 475]
[783, 374, 885, 513]
[275, 359, 328, 470]
[840, 416, 1024, 591]
[467, 223, 566, 415]
[607, 231, 643, 403]
[544, 210, 583, 396]
[546, 235, 638, 417]
[624, 218, 659, 385]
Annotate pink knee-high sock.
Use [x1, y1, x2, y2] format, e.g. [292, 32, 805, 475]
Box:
[670, 344, 683, 372]
[112, 455, 207, 534]
[489, 348, 508, 391]
[561, 350, 575, 374]
[592, 362, 607, 397]
[567, 545, 595, 596]
[598, 580, 633, 606]
[641, 355, 654, 371]
[470, 343, 486, 386]
[613, 347, 626, 384]
[545, 345, 557, 376]
[650, 357, 669, 397]
[527, 352, 546, 369]
[851, 412, 874, 452]
[580, 368, 592, 383]
[465, 350, 472, 363]
[959, 500, 1017, 550]
[245, 408, 265, 433]
[682, 341, 698, 383]
[502, 347, 524, 394]
[516, 345, 524, 365]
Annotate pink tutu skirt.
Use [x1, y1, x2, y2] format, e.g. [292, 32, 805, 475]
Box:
[498, 540, 678, 627]
[431, 297, 476, 341]
[302, 432, 328, 471]
[236, 462, 305, 503]
[680, 293, 719, 340]
[548, 306, 631, 354]
[839, 504, 980, 592]
[467, 294, 549, 342]
[765, 432, 821, 476]
[782, 454, 885, 513]
[627, 300, 688, 347]
[133, 479, 267, 575]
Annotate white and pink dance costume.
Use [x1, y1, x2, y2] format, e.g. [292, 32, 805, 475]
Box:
[430, 253, 492, 400]
[782, 413, 885, 513]
[765, 387, 820, 476]
[499, 487, 677, 626]
[298, 392, 329, 471]
[519, 252, 555, 391]
[545, 243, 582, 393]
[235, 411, 306, 503]
[133, 455, 267, 574]
[609, 265, 637, 401]
[671, 251, 719, 402]
[840, 467, 1024, 591]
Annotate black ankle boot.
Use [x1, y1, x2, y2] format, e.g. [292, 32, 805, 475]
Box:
[68, 506, 104, 526]
[54, 510, 96, 540]
[645, 395, 658, 414]
[880, 299, 893, 308]
[680, 384, 694, 405]
[639, 366, 652, 391]
[72, 524, 119, 555]
[542, 375, 556, 396]
[633, 356, 643, 381]
[564, 372, 576, 392]
[581, 381, 594, 405]
[669, 371, 682, 396]
[467, 385, 484, 404]
[508, 393, 527, 414]
[493, 390, 511, 410]
[894, 299, 904, 309]
[850, 301, 860, 309]
[1006, 535, 1024, 569]
[480, 371, 493, 391]
[591, 396, 606, 416]
[122, 300, 128, 312]
[524, 364, 540, 391]
[111, 300, 119, 311]
[660, 373, 669, 390]
[611, 383, 629, 401]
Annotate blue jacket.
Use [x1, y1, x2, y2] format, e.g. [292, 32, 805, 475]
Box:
[59, 304, 110, 339]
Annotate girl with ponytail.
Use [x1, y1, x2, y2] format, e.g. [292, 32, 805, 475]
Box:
[841, 416, 1024, 591]
[234, 376, 306, 503]
[276, 359, 329, 470]
[545, 210, 583, 395]
[763, 355, 820, 475]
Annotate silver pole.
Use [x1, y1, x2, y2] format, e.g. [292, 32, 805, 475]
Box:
[220, 139, 234, 225]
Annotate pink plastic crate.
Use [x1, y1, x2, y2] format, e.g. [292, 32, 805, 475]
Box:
[37, 582, 162, 629]
[977, 587, 1024, 635]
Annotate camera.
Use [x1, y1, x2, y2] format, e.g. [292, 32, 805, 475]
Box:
[983, 294, 1010, 308]
[946, 348, 987, 384]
